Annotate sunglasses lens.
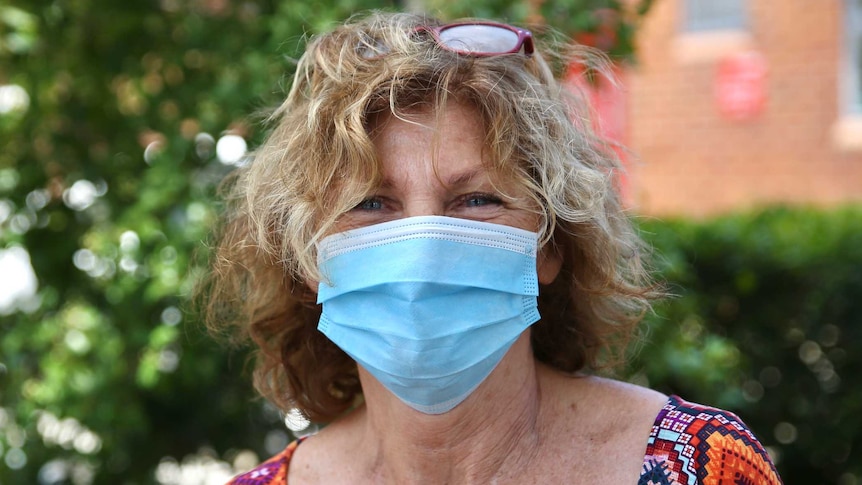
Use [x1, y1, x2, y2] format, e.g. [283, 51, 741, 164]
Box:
[438, 24, 521, 54]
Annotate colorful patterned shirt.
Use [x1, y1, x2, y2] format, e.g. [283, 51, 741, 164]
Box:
[228, 395, 782, 484]
[640, 396, 782, 484]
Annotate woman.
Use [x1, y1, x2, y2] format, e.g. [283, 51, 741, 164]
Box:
[204, 12, 783, 484]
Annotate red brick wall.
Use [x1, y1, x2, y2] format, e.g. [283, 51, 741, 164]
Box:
[625, 0, 862, 217]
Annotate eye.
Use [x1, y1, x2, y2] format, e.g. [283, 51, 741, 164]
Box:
[463, 193, 502, 208]
[354, 198, 383, 211]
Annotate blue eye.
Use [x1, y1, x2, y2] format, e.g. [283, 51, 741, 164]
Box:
[356, 198, 383, 210]
[464, 194, 502, 207]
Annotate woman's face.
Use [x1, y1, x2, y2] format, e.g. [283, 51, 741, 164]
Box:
[337, 100, 561, 284]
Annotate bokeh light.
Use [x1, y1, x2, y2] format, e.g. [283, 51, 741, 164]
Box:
[0, 84, 29, 114]
[62, 180, 99, 211]
[215, 134, 247, 166]
[0, 246, 37, 315]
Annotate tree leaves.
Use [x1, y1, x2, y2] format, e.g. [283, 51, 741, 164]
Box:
[0, 0, 652, 482]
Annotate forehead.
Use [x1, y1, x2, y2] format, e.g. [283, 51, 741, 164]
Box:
[370, 101, 483, 149]
[362, 102, 523, 196]
[367, 101, 510, 184]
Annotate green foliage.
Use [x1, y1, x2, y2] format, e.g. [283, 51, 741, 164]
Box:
[0, 0, 396, 483]
[536, 0, 653, 59]
[3, 0, 856, 481]
[635, 206, 862, 483]
[0, 0, 650, 483]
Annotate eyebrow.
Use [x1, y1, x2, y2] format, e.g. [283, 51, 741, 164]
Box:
[445, 168, 483, 188]
[378, 167, 486, 190]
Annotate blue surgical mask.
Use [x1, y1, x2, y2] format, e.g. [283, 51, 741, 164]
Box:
[316, 215, 540, 414]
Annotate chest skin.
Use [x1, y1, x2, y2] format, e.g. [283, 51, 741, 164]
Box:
[286, 374, 669, 485]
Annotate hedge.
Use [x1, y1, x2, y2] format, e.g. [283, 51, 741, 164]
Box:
[634, 205, 862, 484]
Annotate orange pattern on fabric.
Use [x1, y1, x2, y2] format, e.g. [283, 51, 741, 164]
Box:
[226, 440, 298, 485]
[640, 396, 782, 485]
[702, 432, 782, 485]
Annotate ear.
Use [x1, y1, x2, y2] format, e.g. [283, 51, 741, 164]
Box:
[537, 242, 563, 285]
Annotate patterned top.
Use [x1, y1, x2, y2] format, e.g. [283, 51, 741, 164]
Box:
[640, 396, 781, 484]
[228, 395, 782, 485]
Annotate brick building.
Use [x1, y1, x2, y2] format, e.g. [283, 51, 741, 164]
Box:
[621, 0, 862, 216]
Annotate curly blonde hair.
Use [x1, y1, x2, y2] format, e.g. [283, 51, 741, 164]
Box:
[202, 11, 656, 422]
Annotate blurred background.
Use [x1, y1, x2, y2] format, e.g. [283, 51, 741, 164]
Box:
[0, 0, 860, 483]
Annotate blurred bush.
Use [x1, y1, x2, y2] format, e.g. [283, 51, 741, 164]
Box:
[0, 0, 654, 483]
[634, 206, 862, 484]
[0, 0, 399, 483]
[1, 0, 856, 481]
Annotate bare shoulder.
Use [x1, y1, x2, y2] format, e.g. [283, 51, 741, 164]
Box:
[287, 409, 365, 483]
[585, 376, 670, 433]
[536, 370, 669, 482]
[580, 375, 669, 414]
[540, 368, 668, 422]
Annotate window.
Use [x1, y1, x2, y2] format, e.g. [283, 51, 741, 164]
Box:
[832, 0, 862, 151]
[683, 0, 747, 32]
[845, 0, 862, 114]
[674, 0, 752, 63]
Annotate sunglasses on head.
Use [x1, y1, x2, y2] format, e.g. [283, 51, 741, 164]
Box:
[419, 21, 535, 57]
[358, 21, 534, 59]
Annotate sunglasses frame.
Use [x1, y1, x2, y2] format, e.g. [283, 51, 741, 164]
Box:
[418, 21, 535, 58]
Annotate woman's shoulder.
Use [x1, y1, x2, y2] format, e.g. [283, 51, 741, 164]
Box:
[641, 395, 783, 485]
[225, 415, 358, 485]
[545, 374, 670, 437]
[225, 439, 301, 485]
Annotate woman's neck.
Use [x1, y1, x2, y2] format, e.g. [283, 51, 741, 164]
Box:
[355, 335, 547, 484]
